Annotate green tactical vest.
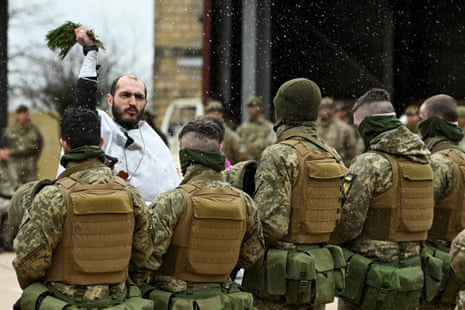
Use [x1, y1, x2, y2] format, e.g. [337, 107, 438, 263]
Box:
[156, 183, 247, 283]
[361, 153, 434, 242]
[429, 149, 465, 241]
[45, 175, 134, 285]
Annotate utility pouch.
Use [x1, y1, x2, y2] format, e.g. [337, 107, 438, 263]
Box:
[341, 248, 373, 305]
[361, 256, 423, 310]
[20, 282, 70, 310]
[420, 243, 444, 302]
[243, 245, 343, 306]
[143, 282, 254, 310]
[420, 241, 465, 304]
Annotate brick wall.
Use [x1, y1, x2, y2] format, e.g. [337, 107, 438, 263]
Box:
[151, 0, 204, 127]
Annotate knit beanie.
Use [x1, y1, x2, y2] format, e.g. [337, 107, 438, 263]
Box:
[273, 78, 321, 123]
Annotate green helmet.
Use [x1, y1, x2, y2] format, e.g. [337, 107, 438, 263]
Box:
[273, 78, 322, 124]
[450, 229, 465, 280]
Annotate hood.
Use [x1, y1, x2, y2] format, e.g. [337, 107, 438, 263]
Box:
[368, 126, 431, 164]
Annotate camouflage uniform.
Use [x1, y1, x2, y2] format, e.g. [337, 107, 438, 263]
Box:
[317, 117, 358, 166]
[0, 158, 18, 248]
[223, 125, 248, 164]
[4, 120, 43, 184]
[148, 164, 265, 292]
[13, 158, 155, 300]
[236, 114, 276, 161]
[330, 125, 432, 309]
[451, 230, 465, 310]
[420, 136, 465, 310]
[252, 123, 339, 310]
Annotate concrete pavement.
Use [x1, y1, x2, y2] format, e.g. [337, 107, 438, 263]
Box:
[0, 252, 21, 309]
[0, 252, 337, 309]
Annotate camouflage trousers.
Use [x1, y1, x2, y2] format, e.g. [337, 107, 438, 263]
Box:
[253, 296, 326, 310]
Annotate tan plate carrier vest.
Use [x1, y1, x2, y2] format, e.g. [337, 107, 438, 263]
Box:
[429, 149, 465, 241]
[45, 175, 134, 285]
[361, 153, 434, 242]
[280, 133, 349, 244]
[156, 183, 247, 283]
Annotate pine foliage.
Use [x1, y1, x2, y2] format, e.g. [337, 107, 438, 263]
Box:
[45, 21, 105, 59]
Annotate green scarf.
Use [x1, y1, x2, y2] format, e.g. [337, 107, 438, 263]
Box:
[179, 148, 226, 175]
[358, 115, 402, 149]
[60, 146, 106, 167]
[418, 116, 464, 142]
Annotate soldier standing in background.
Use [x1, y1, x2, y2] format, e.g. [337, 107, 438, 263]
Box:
[4, 105, 43, 184]
[0, 137, 17, 252]
[12, 108, 154, 309]
[404, 105, 421, 134]
[243, 78, 348, 309]
[317, 97, 358, 166]
[330, 88, 434, 309]
[417, 94, 465, 309]
[236, 96, 276, 161]
[205, 100, 247, 165]
[144, 116, 264, 309]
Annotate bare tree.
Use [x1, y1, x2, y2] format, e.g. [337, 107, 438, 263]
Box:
[9, 48, 119, 119]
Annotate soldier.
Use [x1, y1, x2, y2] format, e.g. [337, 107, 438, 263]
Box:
[143, 116, 265, 309]
[12, 107, 154, 309]
[404, 104, 421, 134]
[242, 78, 349, 309]
[205, 100, 248, 165]
[0, 137, 18, 252]
[57, 25, 180, 204]
[317, 97, 358, 166]
[417, 94, 465, 309]
[330, 88, 434, 309]
[4, 105, 43, 184]
[450, 230, 465, 310]
[236, 96, 276, 161]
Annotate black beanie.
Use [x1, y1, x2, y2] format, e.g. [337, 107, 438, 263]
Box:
[273, 78, 321, 124]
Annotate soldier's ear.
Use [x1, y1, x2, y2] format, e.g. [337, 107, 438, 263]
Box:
[99, 138, 104, 147]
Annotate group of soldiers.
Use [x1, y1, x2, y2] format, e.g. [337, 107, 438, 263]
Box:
[5, 25, 465, 310]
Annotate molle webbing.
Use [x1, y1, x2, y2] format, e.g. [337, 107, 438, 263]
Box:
[156, 183, 247, 282]
[362, 154, 434, 242]
[45, 176, 134, 285]
[429, 149, 465, 241]
[280, 139, 349, 244]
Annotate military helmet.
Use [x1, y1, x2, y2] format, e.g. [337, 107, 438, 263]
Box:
[205, 100, 224, 113]
[273, 78, 322, 122]
[450, 230, 465, 280]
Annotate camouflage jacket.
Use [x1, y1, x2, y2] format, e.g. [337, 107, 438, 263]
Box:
[253, 122, 341, 246]
[236, 114, 276, 161]
[13, 159, 155, 298]
[424, 136, 459, 203]
[223, 125, 247, 164]
[0, 159, 18, 213]
[330, 126, 431, 261]
[149, 164, 265, 292]
[4, 121, 43, 158]
[317, 117, 358, 166]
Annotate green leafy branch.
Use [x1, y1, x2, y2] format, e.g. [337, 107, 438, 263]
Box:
[45, 21, 105, 60]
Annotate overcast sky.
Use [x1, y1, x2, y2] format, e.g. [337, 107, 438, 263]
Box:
[8, 0, 154, 111]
